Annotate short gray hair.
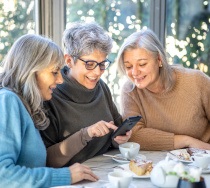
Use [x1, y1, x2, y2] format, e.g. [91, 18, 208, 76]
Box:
[0, 34, 64, 130]
[63, 21, 113, 59]
[117, 28, 174, 92]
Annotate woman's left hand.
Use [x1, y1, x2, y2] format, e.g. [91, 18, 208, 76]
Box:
[113, 130, 132, 144]
[69, 163, 98, 184]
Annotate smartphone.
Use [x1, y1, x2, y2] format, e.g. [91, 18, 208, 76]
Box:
[111, 115, 141, 139]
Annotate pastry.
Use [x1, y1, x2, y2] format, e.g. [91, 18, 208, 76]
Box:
[129, 159, 153, 176]
[178, 152, 191, 161]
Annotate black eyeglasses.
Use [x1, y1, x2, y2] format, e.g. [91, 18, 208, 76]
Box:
[78, 58, 111, 70]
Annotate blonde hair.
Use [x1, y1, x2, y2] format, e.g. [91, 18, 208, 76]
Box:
[117, 28, 175, 92]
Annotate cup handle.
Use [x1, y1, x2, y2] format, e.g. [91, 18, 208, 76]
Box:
[124, 151, 129, 159]
[113, 180, 119, 188]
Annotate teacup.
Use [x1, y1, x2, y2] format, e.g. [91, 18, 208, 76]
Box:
[191, 154, 210, 169]
[119, 142, 140, 160]
[108, 170, 133, 188]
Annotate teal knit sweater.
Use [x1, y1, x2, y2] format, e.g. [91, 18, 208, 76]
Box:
[0, 88, 70, 188]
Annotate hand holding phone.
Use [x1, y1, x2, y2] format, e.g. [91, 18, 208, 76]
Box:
[112, 115, 141, 139]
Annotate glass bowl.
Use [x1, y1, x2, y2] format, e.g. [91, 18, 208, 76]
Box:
[177, 177, 206, 188]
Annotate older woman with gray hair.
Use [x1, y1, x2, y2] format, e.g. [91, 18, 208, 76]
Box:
[0, 34, 98, 188]
[41, 21, 131, 167]
[117, 28, 210, 151]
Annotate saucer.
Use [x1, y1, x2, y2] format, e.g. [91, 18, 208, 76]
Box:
[188, 163, 210, 174]
[112, 153, 146, 164]
[102, 183, 136, 188]
[202, 167, 210, 174]
[82, 180, 136, 188]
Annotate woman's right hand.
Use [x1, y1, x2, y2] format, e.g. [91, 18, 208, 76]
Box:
[69, 163, 98, 184]
[87, 120, 118, 138]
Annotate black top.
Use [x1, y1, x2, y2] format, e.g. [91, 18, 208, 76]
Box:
[41, 66, 122, 166]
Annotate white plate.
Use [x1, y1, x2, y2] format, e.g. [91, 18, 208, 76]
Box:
[81, 180, 136, 188]
[102, 183, 136, 188]
[112, 153, 146, 164]
[118, 164, 150, 178]
[167, 149, 193, 163]
[51, 186, 83, 188]
[167, 149, 210, 163]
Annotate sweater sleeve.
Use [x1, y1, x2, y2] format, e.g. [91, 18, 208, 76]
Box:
[46, 127, 92, 167]
[0, 90, 70, 188]
[198, 72, 210, 142]
[0, 164, 70, 188]
[41, 100, 92, 168]
[120, 84, 174, 151]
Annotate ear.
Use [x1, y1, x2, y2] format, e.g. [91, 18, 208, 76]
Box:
[157, 54, 162, 67]
[64, 54, 74, 68]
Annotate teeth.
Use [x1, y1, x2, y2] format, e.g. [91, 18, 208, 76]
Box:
[134, 76, 145, 82]
[88, 76, 97, 80]
[50, 87, 56, 92]
[135, 76, 145, 80]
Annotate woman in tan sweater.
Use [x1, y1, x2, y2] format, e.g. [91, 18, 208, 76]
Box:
[117, 28, 210, 151]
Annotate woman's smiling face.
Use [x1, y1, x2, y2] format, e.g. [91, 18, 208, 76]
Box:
[67, 50, 106, 89]
[123, 48, 163, 93]
[36, 63, 63, 101]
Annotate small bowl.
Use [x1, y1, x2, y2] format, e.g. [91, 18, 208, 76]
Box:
[177, 177, 206, 188]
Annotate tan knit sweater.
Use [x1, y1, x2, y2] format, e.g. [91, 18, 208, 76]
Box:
[120, 67, 210, 151]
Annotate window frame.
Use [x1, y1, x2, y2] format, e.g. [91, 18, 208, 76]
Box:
[36, 0, 66, 47]
[36, 0, 166, 47]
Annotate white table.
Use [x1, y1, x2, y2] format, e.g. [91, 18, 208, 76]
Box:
[58, 149, 210, 188]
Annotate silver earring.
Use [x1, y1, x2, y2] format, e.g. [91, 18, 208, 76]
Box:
[160, 64, 163, 67]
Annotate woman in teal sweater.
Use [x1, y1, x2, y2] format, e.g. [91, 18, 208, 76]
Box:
[0, 34, 98, 188]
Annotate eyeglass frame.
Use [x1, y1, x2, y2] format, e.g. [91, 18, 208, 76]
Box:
[77, 57, 111, 70]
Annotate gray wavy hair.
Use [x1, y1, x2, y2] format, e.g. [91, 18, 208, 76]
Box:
[63, 21, 113, 60]
[117, 28, 175, 92]
[0, 34, 64, 130]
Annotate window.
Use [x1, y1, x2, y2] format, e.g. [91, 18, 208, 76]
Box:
[166, 0, 210, 75]
[0, 0, 35, 64]
[1, 0, 210, 106]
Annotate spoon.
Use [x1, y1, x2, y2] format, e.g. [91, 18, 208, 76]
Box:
[103, 154, 129, 161]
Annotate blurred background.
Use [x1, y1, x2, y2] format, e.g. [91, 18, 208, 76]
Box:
[0, 0, 210, 108]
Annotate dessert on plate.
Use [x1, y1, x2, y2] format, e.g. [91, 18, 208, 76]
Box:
[170, 148, 208, 161]
[129, 159, 153, 176]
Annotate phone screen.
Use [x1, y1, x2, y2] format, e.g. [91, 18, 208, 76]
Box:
[111, 115, 141, 139]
